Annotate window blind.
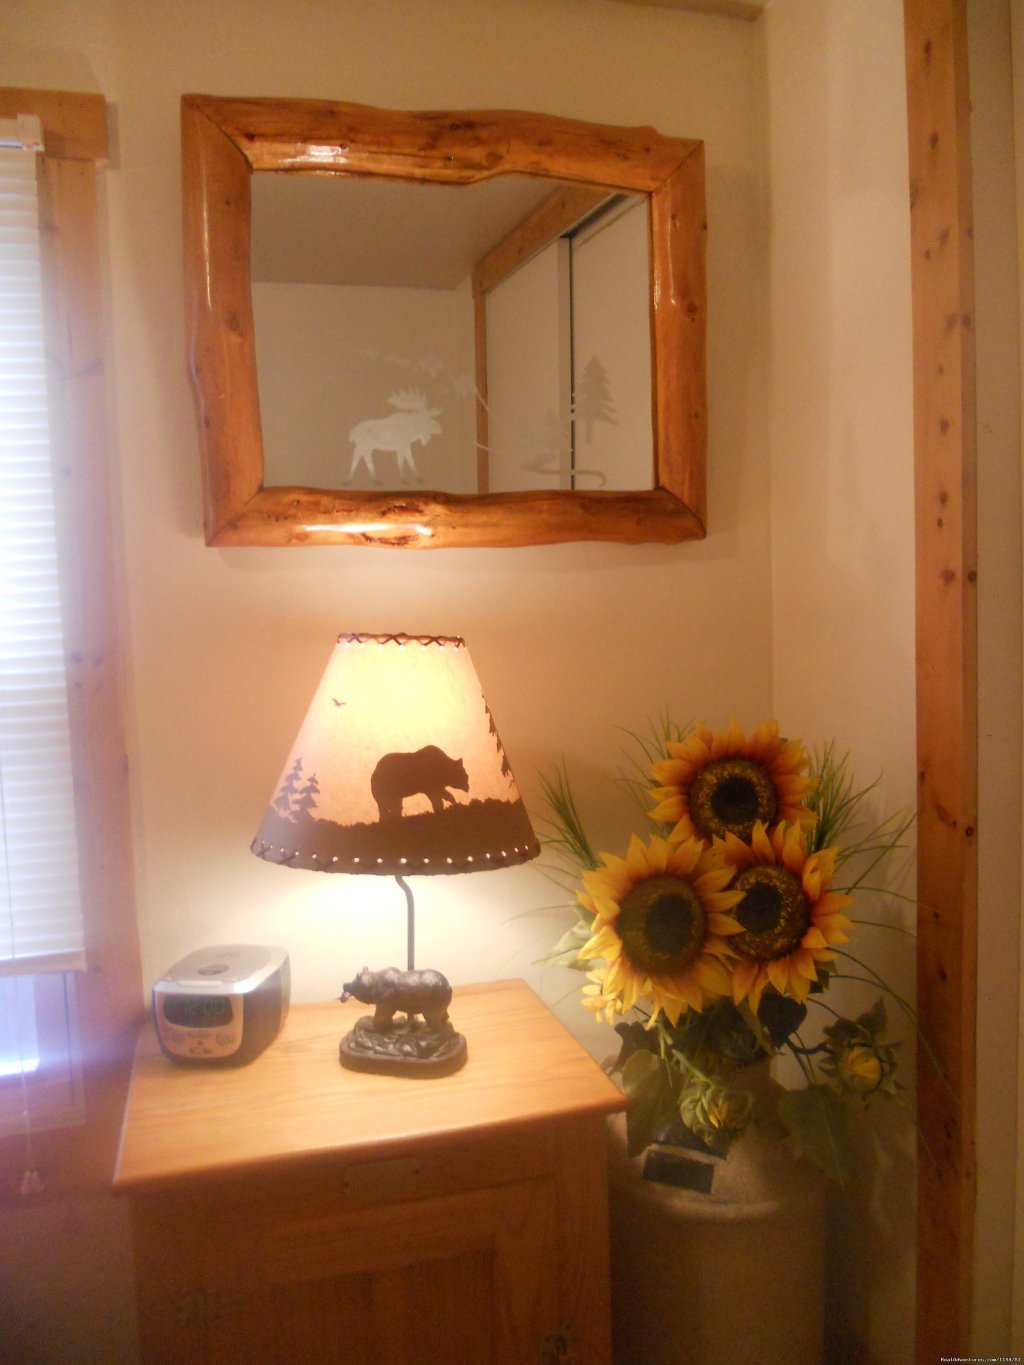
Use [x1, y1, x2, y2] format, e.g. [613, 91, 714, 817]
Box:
[0, 137, 85, 975]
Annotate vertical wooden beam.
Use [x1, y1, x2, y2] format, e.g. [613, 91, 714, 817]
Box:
[903, 1, 978, 1357]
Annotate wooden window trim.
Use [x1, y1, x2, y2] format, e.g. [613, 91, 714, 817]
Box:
[0, 87, 143, 1199]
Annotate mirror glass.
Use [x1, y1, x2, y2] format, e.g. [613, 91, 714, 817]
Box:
[251, 174, 652, 497]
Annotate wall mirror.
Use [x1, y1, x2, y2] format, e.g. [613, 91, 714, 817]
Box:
[182, 95, 707, 547]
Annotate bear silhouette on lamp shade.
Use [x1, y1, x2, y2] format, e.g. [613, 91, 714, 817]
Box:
[370, 745, 469, 821]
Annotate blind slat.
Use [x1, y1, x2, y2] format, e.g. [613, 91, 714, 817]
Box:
[0, 145, 84, 967]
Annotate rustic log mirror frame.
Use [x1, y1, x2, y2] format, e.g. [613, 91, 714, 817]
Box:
[181, 95, 707, 548]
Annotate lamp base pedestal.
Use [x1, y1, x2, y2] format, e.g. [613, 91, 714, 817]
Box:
[339, 1014, 468, 1078]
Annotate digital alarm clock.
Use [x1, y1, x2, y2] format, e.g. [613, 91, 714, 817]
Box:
[152, 945, 290, 1065]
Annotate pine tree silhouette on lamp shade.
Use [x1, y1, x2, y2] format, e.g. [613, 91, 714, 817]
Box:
[251, 633, 539, 1076]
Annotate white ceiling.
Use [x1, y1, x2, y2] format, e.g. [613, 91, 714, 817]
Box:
[250, 0, 767, 290]
[251, 173, 571, 290]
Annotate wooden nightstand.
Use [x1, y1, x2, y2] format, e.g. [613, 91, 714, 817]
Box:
[114, 979, 625, 1364]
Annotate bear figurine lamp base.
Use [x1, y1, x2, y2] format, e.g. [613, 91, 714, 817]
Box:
[251, 633, 540, 1078]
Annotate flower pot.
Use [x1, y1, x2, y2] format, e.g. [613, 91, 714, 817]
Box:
[607, 1111, 826, 1365]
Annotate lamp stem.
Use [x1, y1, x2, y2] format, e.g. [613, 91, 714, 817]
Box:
[395, 874, 415, 971]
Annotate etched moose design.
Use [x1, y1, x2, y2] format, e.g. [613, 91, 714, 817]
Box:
[346, 389, 442, 484]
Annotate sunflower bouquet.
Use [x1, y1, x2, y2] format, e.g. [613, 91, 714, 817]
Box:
[539, 720, 910, 1182]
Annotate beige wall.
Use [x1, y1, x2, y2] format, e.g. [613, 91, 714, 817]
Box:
[1, 0, 926, 1359]
[3, 0, 771, 1027]
[764, 3, 917, 1361]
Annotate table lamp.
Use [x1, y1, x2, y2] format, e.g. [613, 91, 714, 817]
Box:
[251, 632, 539, 1076]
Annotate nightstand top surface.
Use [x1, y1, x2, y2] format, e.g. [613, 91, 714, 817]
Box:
[114, 978, 624, 1190]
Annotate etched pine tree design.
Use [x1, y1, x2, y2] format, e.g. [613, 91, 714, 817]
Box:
[574, 357, 618, 442]
[273, 758, 304, 817]
[484, 701, 513, 782]
[292, 773, 321, 822]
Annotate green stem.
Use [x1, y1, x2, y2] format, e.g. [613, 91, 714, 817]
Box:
[843, 886, 921, 907]
[849, 917, 918, 938]
[807, 997, 845, 1021]
[786, 1037, 816, 1086]
[788, 1039, 829, 1057]
[657, 1017, 715, 1087]
[507, 901, 586, 920]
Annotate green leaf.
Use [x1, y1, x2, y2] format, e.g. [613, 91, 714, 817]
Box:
[610, 1021, 658, 1075]
[777, 1084, 852, 1184]
[757, 989, 807, 1048]
[535, 761, 600, 871]
[856, 996, 888, 1037]
[534, 920, 593, 969]
[621, 1051, 676, 1158]
[614, 712, 692, 826]
[824, 1015, 858, 1044]
[667, 999, 763, 1070]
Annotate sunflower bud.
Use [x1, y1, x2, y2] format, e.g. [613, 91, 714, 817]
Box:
[679, 1080, 753, 1145]
[838, 1043, 883, 1093]
[823, 1001, 899, 1098]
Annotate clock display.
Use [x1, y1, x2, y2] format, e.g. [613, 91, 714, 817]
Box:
[163, 995, 233, 1029]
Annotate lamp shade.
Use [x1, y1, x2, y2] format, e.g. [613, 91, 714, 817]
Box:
[251, 633, 539, 876]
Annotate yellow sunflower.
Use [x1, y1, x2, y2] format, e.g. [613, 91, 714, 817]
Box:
[650, 720, 815, 844]
[577, 833, 743, 1027]
[719, 820, 854, 1010]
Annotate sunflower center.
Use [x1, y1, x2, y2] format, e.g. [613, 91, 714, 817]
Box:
[688, 758, 779, 841]
[732, 865, 810, 961]
[617, 875, 706, 976]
